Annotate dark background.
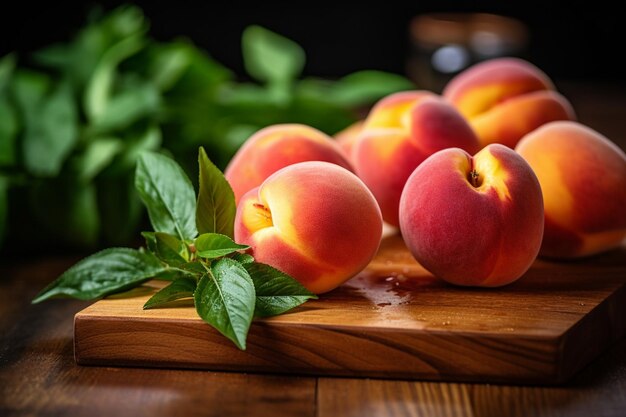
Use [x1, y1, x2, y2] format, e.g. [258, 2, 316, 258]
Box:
[1, 2, 624, 84]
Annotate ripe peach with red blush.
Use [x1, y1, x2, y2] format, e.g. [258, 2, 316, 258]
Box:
[234, 161, 383, 294]
[399, 144, 544, 286]
[353, 91, 480, 226]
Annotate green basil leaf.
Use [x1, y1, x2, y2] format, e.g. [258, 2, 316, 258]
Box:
[146, 262, 204, 281]
[141, 231, 157, 252]
[103, 125, 162, 176]
[0, 98, 18, 165]
[32, 248, 167, 303]
[167, 43, 232, 97]
[0, 54, 18, 166]
[84, 34, 145, 123]
[122, 250, 193, 281]
[0, 53, 16, 92]
[104, 5, 147, 38]
[11, 70, 50, 112]
[102, 5, 147, 39]
[242, 25, 305, 84]
[0, 176, 8, 244]
[219, 83, 277, 107]
[32, 43, 72, 70]
[196, 147, 236, 238]
[152, 265, 200, 281]
[223, 124, 260, 156]
[243, 262, 317, 317]
[329, 70, 415, 107]
[195, 233, 249, 259]
[135, 151, 198, 241]
[22, 83, 78, 177]
[154, 232, 189, 265]
[178, 261, 206, 276]
[148, 42, 192, 91]
[230, 252, 254, 264]
[143, 276, 197, 309]
[90, 81, 160, 133]
[194, 258, 255, 350]
[75, 137, 123, 182]
[290, 80, 358, 133]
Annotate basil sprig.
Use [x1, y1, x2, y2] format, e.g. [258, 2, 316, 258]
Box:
[33, 147, 317, 350]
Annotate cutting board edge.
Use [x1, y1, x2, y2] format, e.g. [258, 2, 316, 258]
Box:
[555, 281, 626, 383]
[74, 311, 566, 384]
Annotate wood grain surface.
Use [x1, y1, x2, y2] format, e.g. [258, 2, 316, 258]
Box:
[74, 234, 626, 384]
[0, 258, 317, 417]
[2, 249, 626, 417]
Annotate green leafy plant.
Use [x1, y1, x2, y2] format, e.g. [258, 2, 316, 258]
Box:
[0, 7, 164, 250]
[32, 147, 317, 349]
[0, 5, 413, 251]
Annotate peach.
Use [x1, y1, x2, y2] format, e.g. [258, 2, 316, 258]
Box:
[399, 144, 544, 287]
[225, 124, 353, 203]
[443, 57, 576, 148]
[516, 121, 626, 258]
[234, 161, 383, 294]
[353, 91, 480, 226]
[333, 120, 364, 161]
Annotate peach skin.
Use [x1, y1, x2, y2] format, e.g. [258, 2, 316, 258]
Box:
[443, 57, 576, 148]
[399, 144, 544, 287]
[225, 124, 353, 204]
[516, 121, 626, 258]
[234, 161, 383, 294]
[353, 91, 480, 226]
[334, 120, 364, 162]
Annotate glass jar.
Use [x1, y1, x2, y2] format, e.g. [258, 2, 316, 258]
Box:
[408, 13, 529, 92]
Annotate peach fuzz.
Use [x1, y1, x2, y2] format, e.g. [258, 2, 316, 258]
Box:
[443, 57, 576, 148]
[353, 91, 480, 226]
[399, 144, 544, 287]
[225, 124, 353, 203]
[516, 121, 626, 258]
[234, 161, 383, 294]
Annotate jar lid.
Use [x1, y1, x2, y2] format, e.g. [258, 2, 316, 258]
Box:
[410, 13, 528, 52]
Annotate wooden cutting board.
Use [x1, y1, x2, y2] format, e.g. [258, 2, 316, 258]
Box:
[74, 234, 626, 384]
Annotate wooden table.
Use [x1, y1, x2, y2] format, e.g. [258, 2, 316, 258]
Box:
[1, 83, 626, 417]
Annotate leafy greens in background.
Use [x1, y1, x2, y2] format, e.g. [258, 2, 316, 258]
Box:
[33, 147, 317, 350]
[0, 5, 413, 250]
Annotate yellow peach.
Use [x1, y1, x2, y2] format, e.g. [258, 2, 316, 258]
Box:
[443, 58, 576, 148]
[516, 121, 626, 258]
[234, 161, 383, 294]
[225, 124, 353, 204]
